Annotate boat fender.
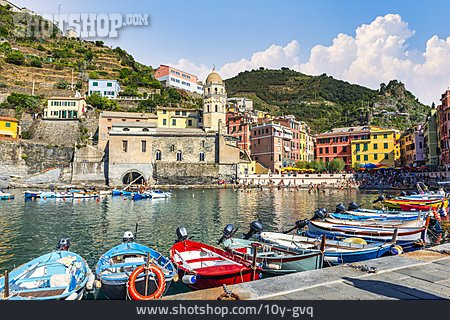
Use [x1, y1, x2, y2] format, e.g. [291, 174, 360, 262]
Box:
[65, 292, 79, 300]
[128, 265, 166, 300]
[323, 256, 343, 264]
[343, 238, 367, 245]
[267, 264, 282, 270]
[390, 245, 403, 255]
[182, 275, 197, 285]
[85, 272, 95, 291]
[94, 280, 102, 289]
[173, 273, 179, 283]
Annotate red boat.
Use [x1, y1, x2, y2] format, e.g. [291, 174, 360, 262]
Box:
[398, 203, 433, 211]
[169, 228, 262, 290]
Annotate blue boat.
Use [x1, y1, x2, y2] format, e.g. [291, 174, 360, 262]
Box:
[95, 231, 176, 300]
[329, 212, 422, 221]
[0, 239, 94, 300]
[0, 190, 14, 200]
[260, 232, 398, 265]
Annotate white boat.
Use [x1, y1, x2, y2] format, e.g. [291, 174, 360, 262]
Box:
[150, 190, 172, 199]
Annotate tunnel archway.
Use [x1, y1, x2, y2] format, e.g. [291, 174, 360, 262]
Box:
[121, 170, 147, 186]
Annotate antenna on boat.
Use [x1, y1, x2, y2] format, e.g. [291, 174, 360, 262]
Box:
[135, 223, 139, 240]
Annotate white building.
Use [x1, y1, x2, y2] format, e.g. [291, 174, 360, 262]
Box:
[227, 97, 253, 112]
[88, 79, 121, 99]
[154, 65, 203, 95]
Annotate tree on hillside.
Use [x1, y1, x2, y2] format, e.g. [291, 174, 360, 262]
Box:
[5, 50, 25, 65]
[86, 92, 119, 111]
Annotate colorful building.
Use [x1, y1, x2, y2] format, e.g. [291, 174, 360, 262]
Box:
[154, 65, 203, 95]
[400, 125, 425, 167]
[0, 116, 20, 139]
[227, 97, 253, 113]
[88, 80, 121, 99]
[43, 97, 87, 120]
[423, 108, 439, 169]
[351, 127, 400, 168]
[250, 123, 293, 172]
[437, 89, 450, 169]
[226, 112, 252, 152]
[315, 126, 369, 169]
[156, 107, 201, 129]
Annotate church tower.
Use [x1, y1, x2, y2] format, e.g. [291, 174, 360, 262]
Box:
[203, 68, 227, 133]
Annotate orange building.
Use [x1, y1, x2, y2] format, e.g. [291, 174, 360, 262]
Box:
[154, 65, 203, 94]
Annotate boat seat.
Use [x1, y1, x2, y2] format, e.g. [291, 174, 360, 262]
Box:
[50, 274, 71, 288]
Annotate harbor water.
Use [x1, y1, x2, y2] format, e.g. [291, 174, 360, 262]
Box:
[0, 188, 443, 297]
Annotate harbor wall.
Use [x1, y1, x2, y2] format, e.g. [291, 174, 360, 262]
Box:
[239, 173, 354, 187]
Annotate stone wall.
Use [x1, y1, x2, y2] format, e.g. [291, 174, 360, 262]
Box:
[0, 140, 73, 185]
[29, 119, 81, 147]
[154, 163, 221, 185]
[71, 145, 106, 185]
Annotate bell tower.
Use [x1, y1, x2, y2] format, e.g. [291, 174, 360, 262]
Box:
[203, 68, 227, 132]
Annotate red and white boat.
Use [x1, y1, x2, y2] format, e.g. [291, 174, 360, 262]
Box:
[169, 227, 262, 290]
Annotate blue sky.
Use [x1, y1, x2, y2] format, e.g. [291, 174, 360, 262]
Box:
[12, 0, 450, 104]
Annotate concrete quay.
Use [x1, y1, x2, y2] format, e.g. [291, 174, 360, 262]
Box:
[166, 243, 450, 300]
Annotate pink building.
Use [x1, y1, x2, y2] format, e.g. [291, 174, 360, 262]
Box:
[154, 65, 203, 94]
[438, 90, 450, 169]
[226, 112, 252, 152]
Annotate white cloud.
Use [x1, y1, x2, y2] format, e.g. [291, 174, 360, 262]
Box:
[167, 14, 450, 105]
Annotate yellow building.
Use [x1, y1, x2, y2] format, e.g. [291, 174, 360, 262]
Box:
[43, 97, 87, 120]
[0, 117, 20, 139]
[156, 107, 200, 129]
[351, 126, 400, 168]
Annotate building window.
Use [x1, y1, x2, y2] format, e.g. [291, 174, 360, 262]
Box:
[163, 110, 167, 114]
[342, 146, 347, 152]
[363, 143, 368, 151]
[172, 119, 176, 126]
[374, 154, 378, 160]
[170, 145, 175, 152]
[93, 82, 98, 86]
[199, 152, 205, 162]
[373, 135, 377, 139]
[122, 140, 128, 153]
[333, 147, 337, 153]
[215, 105, 218, 112]
[141, 140, 147, 153]
[319, 148, 323, 154]
[384, 134, 388, 139]
[155, 150, 162, 161]
[201, 140, 205, 148]
[355, 144, 360, 152]
[373, 143, 378, 150]
[384, 143, 388, 149]
[163, 119, 167, 126]
[5, 122, 11, 128]
[356, 155, 361, 161]
[176, 151, 183, 161]
[385, 153, 389, 160]
[107, 82, 113, 87]
[187, 119, 193, 127]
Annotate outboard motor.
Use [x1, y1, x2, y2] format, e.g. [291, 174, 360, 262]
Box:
[242, 220, 264, 240]
[294, 219, 308, 230]
[176, 226, 188, 242]
[57, 238, 71, 251]
[312, 208, 328, 220]
[348, 202, 359, 211]
[218, 224, 237, 244]
[373, 195, 385, 204]
[122, 231, 135, 243]
[400, 191, 407, 197]
[335, 203, 346, 213]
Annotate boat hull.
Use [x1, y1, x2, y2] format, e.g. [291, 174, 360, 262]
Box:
[100, 277, 172, 300]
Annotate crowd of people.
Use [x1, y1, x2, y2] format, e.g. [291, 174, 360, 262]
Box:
[355, 169, 448, 190]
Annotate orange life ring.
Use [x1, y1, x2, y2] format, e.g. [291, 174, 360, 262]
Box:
[127, 265, 166, 300]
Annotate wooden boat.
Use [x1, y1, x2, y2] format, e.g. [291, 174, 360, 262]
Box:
[382, 198, 446, 209]
[307, 218, 429, 242]
[150, 190, 172, 199]
[330, 212, 423, 221]
[24, 191, 74, 199]
[112, 190, 133, 196]
[73, 192, 99, 199]
[260, 232, 397, 265]
[96, 231, 176, 300]
[324, 216, 427, 228]
[0, 190, 14, 200]
[169, 227, 262, 290]
[0, 239, 93, 300]
[222, 237, 323, 275]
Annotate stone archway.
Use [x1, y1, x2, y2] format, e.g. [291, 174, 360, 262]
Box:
[121, 170, 147, 186]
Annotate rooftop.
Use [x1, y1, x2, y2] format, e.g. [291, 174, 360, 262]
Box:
[0, 116, 19, 122]
[48, 97, 86, 101]
[100, 111, 157, 119]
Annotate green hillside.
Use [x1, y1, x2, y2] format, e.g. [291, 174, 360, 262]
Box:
[224, 68, 430, 133]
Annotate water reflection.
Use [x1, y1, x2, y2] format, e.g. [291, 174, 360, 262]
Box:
[0, 188, 379, 273]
